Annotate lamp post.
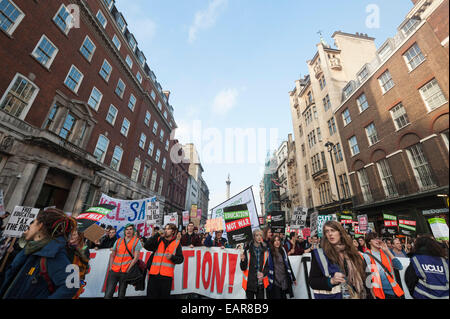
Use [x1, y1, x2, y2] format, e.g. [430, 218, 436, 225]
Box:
[325, 141, 343, 214]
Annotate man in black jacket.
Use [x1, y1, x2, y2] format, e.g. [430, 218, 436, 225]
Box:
[144, 223, 184, 299]
[96, 227, 117, 249]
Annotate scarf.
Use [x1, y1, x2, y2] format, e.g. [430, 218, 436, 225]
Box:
[24, 238, 51, 255]
[334, 244, 366, 299]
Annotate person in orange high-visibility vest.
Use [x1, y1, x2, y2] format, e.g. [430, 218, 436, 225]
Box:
[363, 232, 404, 299]
[104, 224, 142, 299]
[240, 229, 269, 299]
[144, 223, 184, 299]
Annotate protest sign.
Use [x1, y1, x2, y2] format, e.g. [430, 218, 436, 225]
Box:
[99, 194, 156, 237]
[291, 207, 308, 229]
[211, 187, 260, 240]
[428, 218, 449, 241]
[0, 189, 5, 217]
[310, 212, 318, 237]
[164, 213, 178, 227]
[383, 213, 398, 227]
[206, 218, 224, 233]
[223, 204, 252, 245]
[3, 206, 39, 238]
[357, 214, 368, 233]
[302, 227, 311, 238]
[83, 224, 106, 243]
[271, 211, 286, 234]
[317, 215, 333, 238]
[76, 204, 115, 232]
[191, 204, 198, 218]
[146, 199, 160, 225]
[399, 217, 416, 236]
[182, 211, 190, 226]
[340, 214, 353, 225]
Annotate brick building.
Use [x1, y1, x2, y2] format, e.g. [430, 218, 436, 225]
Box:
[0, 0, 186, 216]
[335, 0, 449, 235]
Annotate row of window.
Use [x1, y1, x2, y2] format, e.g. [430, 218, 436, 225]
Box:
[356, 142, 442, 203]
[304, 173, 351, 208]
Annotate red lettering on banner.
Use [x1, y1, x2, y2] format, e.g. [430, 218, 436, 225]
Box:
[116, 202, 125, 221]
[106, 201, 115, 220]
[202, 251, 212, 290]
[227, 253, 237, 293]
[182, 250, 195, 289]
[226, 217, 251, 232]
[211, 252, 227, 293]
[196, 250, 201, 289]
[86, 252, 97, 275]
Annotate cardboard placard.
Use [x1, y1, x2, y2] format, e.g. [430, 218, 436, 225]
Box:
[3, 206, 39, 238]
[83, 224, 106, 243]
[146, 200, 160, 225]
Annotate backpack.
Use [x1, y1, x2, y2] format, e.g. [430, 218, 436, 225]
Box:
[40, 246, 90, 299]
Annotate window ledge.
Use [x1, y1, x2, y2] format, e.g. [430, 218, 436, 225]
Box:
[395, 123, 411, 132]
[426, 102, 448, 114]
[30, 54, 52, 72]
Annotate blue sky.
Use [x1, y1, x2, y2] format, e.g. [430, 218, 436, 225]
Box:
[114, 0, 414, 213]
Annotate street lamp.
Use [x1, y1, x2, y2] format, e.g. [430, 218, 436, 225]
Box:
[325, 141, 343, 214]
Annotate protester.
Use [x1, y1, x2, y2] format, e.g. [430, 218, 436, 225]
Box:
[279, 232, 286, 246]
[0, 208, 79, 299]
[0, 235, 21, 287]
[96, 227, 117, 250]
[204, 230, 228, 248]
[181, 222, 202, 248]
[240, 229, 269, 299]
[284, 231, 304, 256]
[67, 229, 90, 299]
[391, 238, 408, 258]
[145, 223, 184, 299]
[308, 221, 369, 299]
[357, 237, 368, 253]
[104, 224, 142, 299]
[405, 236, 449, 299]
[267, 235, 296, 299]
[353, 238, 359, 250]
[263, 227, 273, 246]
[384, 238, 394, 251]
[364, 232, 404, 299]
[0, 212, 10, 233]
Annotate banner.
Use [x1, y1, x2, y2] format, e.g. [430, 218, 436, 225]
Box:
[3, 206, 39, 238]
[80, 248, 414, 299]
[210, 187, 260, 241]
[340, 214, 353, 225]
[146, 198, 160, 226]
[428, 218, 449, 241]
[291, 207, 308, 229]
[99, 194, 156, 238]
[383, 213, 398, 227]
[270, 211, 286, 234]
[0, 189, 5, 217]
[302, 228, 311, 238]
[317, 215, 333, 238]
[399, 217, 416, 236]
[223, 204, 252, 245]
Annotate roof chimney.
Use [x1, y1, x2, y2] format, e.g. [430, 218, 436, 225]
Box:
[163, 90, 171, 101]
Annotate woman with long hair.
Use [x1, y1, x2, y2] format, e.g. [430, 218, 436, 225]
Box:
[0, 208, 79, 299]
[308, 221, 369, 299]
[405, 235, 449, 299]
[266, 235, 296, 299]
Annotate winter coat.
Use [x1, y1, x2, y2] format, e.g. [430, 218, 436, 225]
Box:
[0, 237, 79, 299]
[267, 246, 296, 298]
[204, 234, 228, 248]
[240, 241, 269, 292]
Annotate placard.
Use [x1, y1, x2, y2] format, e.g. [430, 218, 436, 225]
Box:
[357, 214, 368, 233]
[191, 204, 198, 218]
[164, 212, 178, 227]
[383, 213, 398, 227]
[205, 218, 224, 233]
[182, 211, 190, 227]
[3, 206, 39, 238]
[310, 212, 318, 237]
[428, 218, 449, 241]
[271, 211, 286, 234]
[83, 224, 106, 243]
[317, 215, 333, 238]
[223, 204, 252, 245]
[291, 207, 308, 229]
[146, 200, 160, 225]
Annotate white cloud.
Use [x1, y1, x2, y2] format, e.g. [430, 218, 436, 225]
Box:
[188, 0, 228, 43]
[212, 88, 239, 115]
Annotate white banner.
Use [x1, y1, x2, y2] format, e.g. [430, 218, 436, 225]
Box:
[210, 187, 260, 240]
[80, 248, 413, 299]
[3, 206, 39, 238]
[99, 194, 157, 238]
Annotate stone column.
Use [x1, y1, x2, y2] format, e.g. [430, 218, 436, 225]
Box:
[72, 179, 91, 216]
[63, 177, 83, 213]
[22, 164, 50, 208]
[5, 162, 38, 212]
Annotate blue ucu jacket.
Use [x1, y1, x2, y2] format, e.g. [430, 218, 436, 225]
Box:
[0, 237, 79, 299]
[410, 255, 449, 299]
[311, 248, 343, 299]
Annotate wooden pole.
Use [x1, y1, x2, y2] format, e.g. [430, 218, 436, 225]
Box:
[0, 237, 17, 273]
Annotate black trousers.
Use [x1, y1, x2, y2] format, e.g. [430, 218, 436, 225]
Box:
[267, 285, 288, 299]
[147, 275, 173, 299]
[246, 285, 265, 299]
[104, 270, 128, 299]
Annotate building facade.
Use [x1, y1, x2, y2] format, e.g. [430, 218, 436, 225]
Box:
[335, 0, 449, 235]
[287, 133, 301, 220]
[289, 31, 378, 216]
[0, 0, 177, 215]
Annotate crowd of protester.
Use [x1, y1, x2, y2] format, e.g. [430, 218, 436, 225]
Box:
[0, 210, 448, 300]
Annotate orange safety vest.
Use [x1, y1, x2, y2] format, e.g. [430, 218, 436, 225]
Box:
[242, 249, 269, 290]
[149, 238, 180, 278]
[111, 237, 139, 273]
[367, 249, 404, 299]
